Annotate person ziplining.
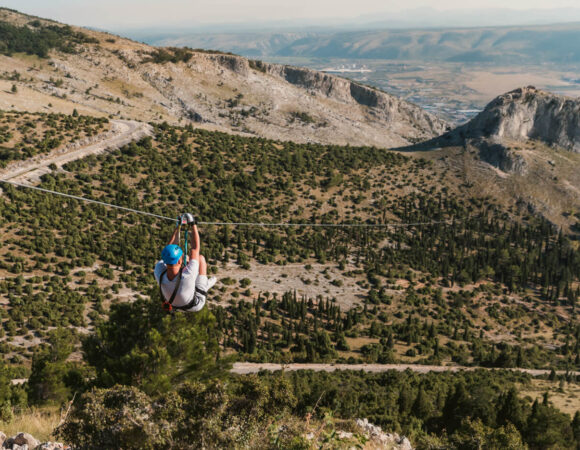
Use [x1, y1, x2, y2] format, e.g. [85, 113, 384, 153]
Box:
[154, 213, 217, 313]
[0, 180, 461, 313]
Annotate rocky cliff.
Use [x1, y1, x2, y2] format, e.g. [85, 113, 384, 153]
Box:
[263, 62, 445, 135]
[458, 86, 580, 152]
[420, 87, 580, 232]
[431, 86, 580, 175]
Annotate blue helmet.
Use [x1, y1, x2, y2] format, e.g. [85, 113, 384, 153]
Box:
[161, 244, 183, 265]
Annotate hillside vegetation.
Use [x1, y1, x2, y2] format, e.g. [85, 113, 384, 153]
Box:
[0, 115, 578, 447]
[0, 111, 109, 167]
[0, 19, 97, 58]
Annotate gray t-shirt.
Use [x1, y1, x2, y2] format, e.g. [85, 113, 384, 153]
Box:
[154, 258, 202, 310]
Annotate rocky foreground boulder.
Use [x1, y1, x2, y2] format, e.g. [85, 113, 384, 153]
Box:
[0, 432, 68, 450]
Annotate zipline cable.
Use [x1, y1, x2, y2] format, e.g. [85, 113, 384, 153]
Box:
[1, 179, 175, 222]
[0, 179, 461, 228]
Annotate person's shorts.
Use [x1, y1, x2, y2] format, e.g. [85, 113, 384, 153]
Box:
[181, 275, 209, 312]
[194, 275, 210, 302]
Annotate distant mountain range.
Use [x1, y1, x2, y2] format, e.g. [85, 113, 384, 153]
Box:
[118, 7, 580, 36]
[148, 22, 580, 64]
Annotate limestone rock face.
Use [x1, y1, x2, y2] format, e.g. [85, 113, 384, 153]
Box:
[262, 62, 448, 137]
[431, 86, 580, 174]
[462, 86, 580, 152]
[2, 432, 40, 450]
[474, 139, 528, 175]
[355, 418, 414, 449]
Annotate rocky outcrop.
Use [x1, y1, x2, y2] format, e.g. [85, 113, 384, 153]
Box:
[134, 50, 449, 147]
[472, 139, 528, 174]
[215, 54, 250, 76]
[459, 86, 580, 152]
[188, 52, 449, 139]
[260, 61, 448, 136]
[429, 86, 580, 174]
[0, 432, 69, 450]
[355, 418, 413, 449]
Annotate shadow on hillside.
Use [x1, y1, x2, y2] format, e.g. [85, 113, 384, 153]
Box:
[392, 130, 464, 152]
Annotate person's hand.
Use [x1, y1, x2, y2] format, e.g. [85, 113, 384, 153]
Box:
[182, 213, 196, 225]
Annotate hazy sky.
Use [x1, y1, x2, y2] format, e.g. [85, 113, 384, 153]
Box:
[4, 0, 580, 29]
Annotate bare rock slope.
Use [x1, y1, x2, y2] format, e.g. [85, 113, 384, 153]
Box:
[430, 87, 580, 175]
[0, 8, 447, 148]
[459, 86, 580, 152]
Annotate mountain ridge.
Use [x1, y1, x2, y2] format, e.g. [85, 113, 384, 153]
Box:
[151, 22, 580, 64]
[0, 8, 447, 148]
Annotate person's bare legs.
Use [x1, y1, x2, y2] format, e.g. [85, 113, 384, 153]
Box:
[198, 254, 216, 289]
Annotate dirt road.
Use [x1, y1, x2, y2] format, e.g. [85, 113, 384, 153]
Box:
[0, 119, 153, 185]
[231, 362, 579, 377]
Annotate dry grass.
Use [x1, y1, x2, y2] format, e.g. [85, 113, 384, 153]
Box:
[519, 379, 580, 417]
[0, 406, 61, 442]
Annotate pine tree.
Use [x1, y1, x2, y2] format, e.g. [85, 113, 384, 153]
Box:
[572, 411, 580, 443]
[411, 386, 432, 418]
[496, 387, 525, 430]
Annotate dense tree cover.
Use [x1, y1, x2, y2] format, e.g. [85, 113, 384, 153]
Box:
[83, 297, 227, 394]
[0, 111, 108, 167]
[213, 289, 580, 369]
[274, 369, 577, 449]
[0, 361, 26, 423]
[27, 328, 88, 405]
[54, 357, 579, 449]
[55, 296, 577, 449]
[56, 378, 304, 449]
[0, 20, 97, 58]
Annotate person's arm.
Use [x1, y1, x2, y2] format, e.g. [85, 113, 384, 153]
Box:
[167, 226, 180, 246]
[189, 224, 200, 262]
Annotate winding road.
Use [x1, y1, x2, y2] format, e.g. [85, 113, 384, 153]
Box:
[232, 362, 580, 377]
[0, 119, 153, 185]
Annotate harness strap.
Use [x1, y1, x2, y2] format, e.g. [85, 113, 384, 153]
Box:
[184, 230, 189, 268]
[159, 268, 183, 312]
